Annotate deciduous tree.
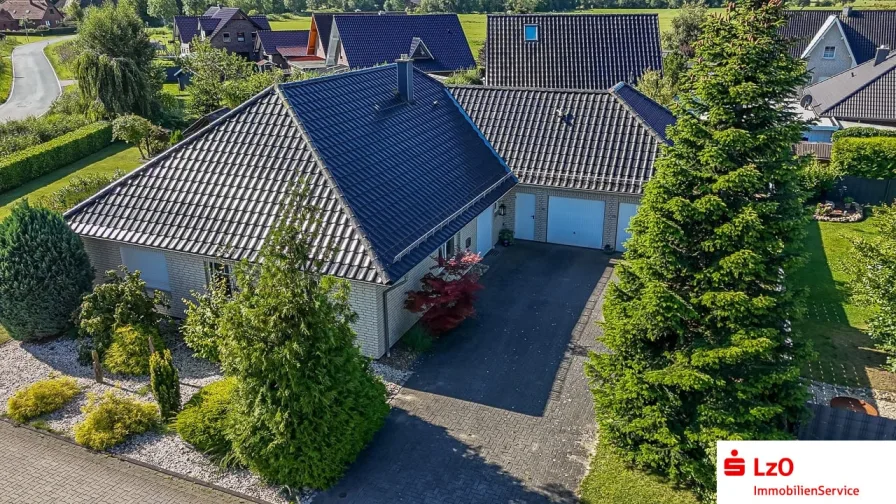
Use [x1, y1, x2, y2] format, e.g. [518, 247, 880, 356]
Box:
[148, 0, 179, 24]
[405, 251, 483, 334]
[662, 1, 708, 57]
[585, 0, 811, 497]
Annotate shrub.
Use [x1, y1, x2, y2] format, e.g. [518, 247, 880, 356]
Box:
[0, 122, 112, 193]
[174, 378, 236, 460]
[444, 68, 482, 85]
[74, 391, 159, 450]
[112, 114, 165, 159]
[36, 170, 125, 214]
[801, 159, 843, 200]
[404, 251, 484, 334]
[831, 136, 896, 179]
[0, 113, 93, 157]
[149, 349, 180, 420]
[832, 127, 896, 141]
[103, 324, 166, 376]
[0, 202, 94, 341]
[78, 267, 168, 363]
[182, 279, 228, 362]
[401, 325, 434, 353]
[6, 376, 80, 422]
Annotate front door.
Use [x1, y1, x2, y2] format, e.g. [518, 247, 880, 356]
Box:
[476, 207, 493, 255]
[514, 193, 536, 240]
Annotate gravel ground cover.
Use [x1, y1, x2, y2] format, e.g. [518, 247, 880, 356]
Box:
[0, 335, 412, 503]
[808, 380, 896, 419]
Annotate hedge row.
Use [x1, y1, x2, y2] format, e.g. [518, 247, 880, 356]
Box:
[0, 27, 77, 36]
[831, 136, 896, 180]
[0, 122, 112, 193]
[832, 127, 896, 141]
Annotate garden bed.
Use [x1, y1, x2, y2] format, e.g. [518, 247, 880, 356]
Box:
[814, 201, 864, 222]
[0, 334, 411, 503]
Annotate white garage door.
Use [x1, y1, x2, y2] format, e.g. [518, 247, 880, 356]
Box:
[615, 203, 640, 252]
[546, 196, 605, 249]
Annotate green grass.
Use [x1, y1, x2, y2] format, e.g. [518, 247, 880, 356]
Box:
[0, 326, 9, 345]
[579, 442, 699, 504]
[792, 212, 896, 392]
[0, 36, 23, 104]
[0, 143, 143, 221]
[44, 39, 74, 81]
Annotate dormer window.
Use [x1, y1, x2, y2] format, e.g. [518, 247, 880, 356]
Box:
[223, 32, 231, 43]
[823, 46, 836, 59]
[524, 24, 538, 42]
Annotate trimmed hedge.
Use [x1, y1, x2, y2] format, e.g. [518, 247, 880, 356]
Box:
[832, 127, 896, 141]
[831, 136, 896, 179]
[0, 122, 112, 193]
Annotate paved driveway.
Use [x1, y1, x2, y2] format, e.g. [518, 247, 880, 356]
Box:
[0, 37, 70, 122]
[316, 242, 613, 504]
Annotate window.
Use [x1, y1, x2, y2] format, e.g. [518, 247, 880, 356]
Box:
[223, 32, 231, 42]
[524, 24, 538, 42]
[823, 46, 836, 59]
[205, 262, 235, 296]
[251, 32, 257, 39]
[237, 32, 245, 42]
[120, 247, 171, 292]
[465, 237, 472, 250]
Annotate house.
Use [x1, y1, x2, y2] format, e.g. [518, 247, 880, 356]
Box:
[322, 13, 475, 74]
[1, 0, 63, 29]
[254, 30, 310, 70]
[781, 7, 896, 83]
[0, 8, 16, 30]
[801, 46, 896, 131]
[173, 7, 271, 60]
[451, 82, 674, 252]
[484, 14, 663, 90]
[64, 60, 516, 358]
[306, 11, 406, 63]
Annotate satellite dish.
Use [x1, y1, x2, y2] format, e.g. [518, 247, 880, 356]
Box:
[800, 95, 813, 109]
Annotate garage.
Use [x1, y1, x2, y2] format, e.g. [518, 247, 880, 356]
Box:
[546, 196, 605, 249]
[615, 202, 640, 252]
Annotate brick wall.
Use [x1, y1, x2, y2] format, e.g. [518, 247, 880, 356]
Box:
[348, 280, 385, 357]
[210, 16, 260, 57]
[497, 185, 641, 250]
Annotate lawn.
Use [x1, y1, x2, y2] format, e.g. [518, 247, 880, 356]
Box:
[0, 143, 142, 221]
[44, 39, 74, 81]
[579, 442, 699, 504]
[792, 212, 896, 392]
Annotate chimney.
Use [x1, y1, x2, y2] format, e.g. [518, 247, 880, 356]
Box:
[396, 55, 414, 102]
[875, 45, 890, 66]
[841, 6, 852, 19]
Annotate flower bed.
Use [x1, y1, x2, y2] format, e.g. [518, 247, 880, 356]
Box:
[814, 201, 865, 223]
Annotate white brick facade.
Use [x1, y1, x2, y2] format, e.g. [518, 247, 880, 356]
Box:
[496, 185, 642, 250]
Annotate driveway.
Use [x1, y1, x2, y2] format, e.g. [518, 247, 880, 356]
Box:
[0, 37, 69, 122]
[316, 241, 613, 503]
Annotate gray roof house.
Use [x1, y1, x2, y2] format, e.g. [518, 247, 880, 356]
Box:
[483, 14, 663, 89]
[65, 61, 516, 358]
[451, 82, 674, 253]
[801, 46, 896, 128]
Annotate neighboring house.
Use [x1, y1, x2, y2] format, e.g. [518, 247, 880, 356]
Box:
[306, 11, 406, 63]
[802, 46, 896, 130]
[1, 0, 63, 28]
[255, 29, 310, 70]
[0, 8, 16, 30]
[324, 13, 475, 74]
[65, 61, 516, 359]
[781, 7, 896, 83]
[484, 14, 663, 89]
[173, 7, 271, 60]
[451, 82, 675, 252]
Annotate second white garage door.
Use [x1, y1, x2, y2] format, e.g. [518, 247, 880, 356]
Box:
[546, 196, 605, 249]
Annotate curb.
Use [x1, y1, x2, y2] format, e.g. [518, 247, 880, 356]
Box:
[0, 417, 272, 504]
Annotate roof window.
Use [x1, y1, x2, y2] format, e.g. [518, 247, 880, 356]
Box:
[524, 24, 538, 42]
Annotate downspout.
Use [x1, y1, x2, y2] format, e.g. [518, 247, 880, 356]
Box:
[381, 277, 409, 358]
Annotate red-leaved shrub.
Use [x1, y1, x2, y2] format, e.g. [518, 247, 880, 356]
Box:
[404, 251, 483, 334]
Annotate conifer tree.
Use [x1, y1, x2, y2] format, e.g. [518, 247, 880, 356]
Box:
[585, 0, 811, 495]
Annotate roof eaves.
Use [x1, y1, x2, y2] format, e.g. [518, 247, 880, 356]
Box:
[65, 87, 278, 222]
[272, 83, 391, 285]
[801, 15, 858, 66]
[809, 54, 896, 116]
[609, 81, 673, 145]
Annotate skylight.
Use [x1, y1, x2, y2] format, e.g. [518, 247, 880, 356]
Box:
[524, 24, 538, 42]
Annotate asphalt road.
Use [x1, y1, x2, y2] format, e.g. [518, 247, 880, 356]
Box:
[0, 37, 67, 122]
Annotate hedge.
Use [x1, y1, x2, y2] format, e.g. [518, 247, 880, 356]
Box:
[0, 27, 77, 36]
[0, 122, 112, 193]
[831, 136, 896, 179]
[832, 127, 896, 141]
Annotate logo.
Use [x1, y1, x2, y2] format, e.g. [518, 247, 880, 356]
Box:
[724, 450, 746, 477]
[722, 449, 795, 477]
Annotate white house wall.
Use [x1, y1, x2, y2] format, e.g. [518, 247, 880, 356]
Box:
[805, 21, 855, 83]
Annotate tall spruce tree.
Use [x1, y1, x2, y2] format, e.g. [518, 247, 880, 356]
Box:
[585, 0, 811, 495]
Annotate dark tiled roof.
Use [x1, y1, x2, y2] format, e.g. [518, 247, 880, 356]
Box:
[257, 30, 309, 55]
[781, 9, 896, 64]
[198, 16, 219, 34]
[311, 11, 406, 54]
[66, 65, 514, 284]
[333, 14, 474, 72]
[250, 16, 272, 31]
[174, 15, 199, 43]
[450, 83, 672, 195]
[175, 9, 270, 43]
[803, 51, 896, 122]
[799, 403, 896, 440]
[484, 14, 662, 90]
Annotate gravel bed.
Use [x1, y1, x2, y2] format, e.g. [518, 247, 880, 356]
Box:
[808, 380, 896, 419]
[370, 361, 413, 401]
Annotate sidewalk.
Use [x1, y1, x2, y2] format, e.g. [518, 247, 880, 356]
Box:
[0, 420, 256, 504]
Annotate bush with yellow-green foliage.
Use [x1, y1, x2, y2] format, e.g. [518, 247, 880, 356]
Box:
[6, 376, 80, 423]
[74, 391, 159, 450]
[174, 378, 236, 461]
[104, 324, 166, 376]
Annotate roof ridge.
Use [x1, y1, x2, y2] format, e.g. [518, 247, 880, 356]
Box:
[807, 53, 896, 115]
[448, 84, 612, 95]
[273, 84, 391, 284]
[65, 87, 278, 221]
[608, 82, 672, 146]
[486, 12, 659, 18]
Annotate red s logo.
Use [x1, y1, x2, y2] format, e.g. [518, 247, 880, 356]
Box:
[724, 450, 746, 476]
